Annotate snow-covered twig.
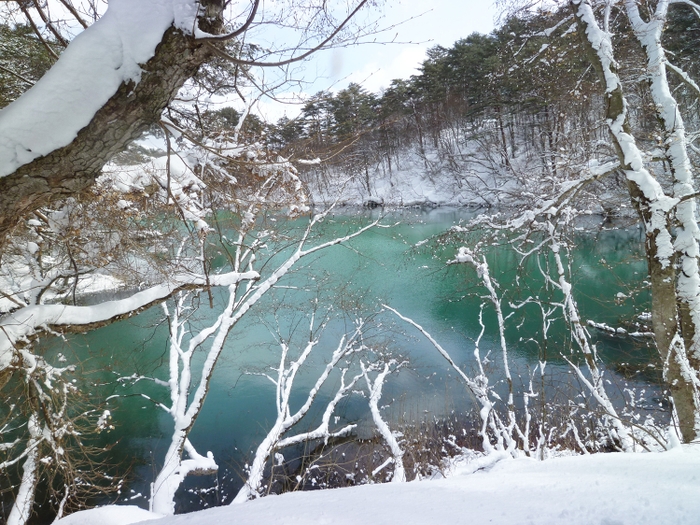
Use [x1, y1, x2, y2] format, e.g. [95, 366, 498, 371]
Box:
[0, 270, 259, 373]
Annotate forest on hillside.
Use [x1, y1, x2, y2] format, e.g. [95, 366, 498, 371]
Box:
[278, 5, 700, 207]
[253, 3, 700, 207]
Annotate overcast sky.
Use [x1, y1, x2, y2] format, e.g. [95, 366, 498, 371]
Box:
[254, 0, 498, 121]
[328, 0, 498, 92]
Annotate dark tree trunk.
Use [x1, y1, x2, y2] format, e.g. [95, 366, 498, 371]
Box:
[570, 0, 700, 442]
[0, 22, 222, 250]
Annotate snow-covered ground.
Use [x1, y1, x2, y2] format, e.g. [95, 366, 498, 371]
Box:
[59, 444, 700, 525]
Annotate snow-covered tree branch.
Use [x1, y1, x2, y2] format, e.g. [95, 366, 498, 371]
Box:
[125, 206, 381, 514]
[569, 0, 700, 442]
[233, 319, 367, 503]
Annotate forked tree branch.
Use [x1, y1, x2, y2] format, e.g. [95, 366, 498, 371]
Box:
[206, 0, 368, 67]
[196, 0, 260, 42]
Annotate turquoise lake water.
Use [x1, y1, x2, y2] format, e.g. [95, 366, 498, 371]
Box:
[38, 208, 662, 513]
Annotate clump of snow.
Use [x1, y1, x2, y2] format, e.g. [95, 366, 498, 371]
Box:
[0, 0, 200, 178]
[96, 410, 114, 433]
[297, 158, 321, 165]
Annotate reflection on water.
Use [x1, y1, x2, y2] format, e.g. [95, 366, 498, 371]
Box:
[40, 208, 662, 513]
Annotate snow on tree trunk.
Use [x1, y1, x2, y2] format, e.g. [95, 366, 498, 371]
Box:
[362, 361, 405, 483]
[570, 0, 700, 442]
[0, 0, 223, 249]
[624, 0, 700, 440]
[549, 233, 633, 451]
[150, 429, 189, 516]
[150, 430, 217, 515]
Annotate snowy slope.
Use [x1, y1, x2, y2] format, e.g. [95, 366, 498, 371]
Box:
[59, 445, 700, 525]
[300, 148, 500, 207]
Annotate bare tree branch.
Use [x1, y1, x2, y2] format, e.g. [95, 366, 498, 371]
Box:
[206, 0, 369, 67]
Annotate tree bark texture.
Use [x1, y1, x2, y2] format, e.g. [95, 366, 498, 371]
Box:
[0, 24, 221, 250]
[570, 0, 700, 441]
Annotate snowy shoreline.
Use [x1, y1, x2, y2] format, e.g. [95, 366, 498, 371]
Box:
[59, 444, 700, 525]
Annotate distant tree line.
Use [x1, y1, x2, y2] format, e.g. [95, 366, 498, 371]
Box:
[243, 3, 700, 193]
[2, 5, 697, 194]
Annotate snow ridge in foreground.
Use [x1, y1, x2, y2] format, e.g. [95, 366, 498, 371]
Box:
[59, 445, 700, 525]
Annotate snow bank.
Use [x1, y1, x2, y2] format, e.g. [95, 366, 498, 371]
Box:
[57, 506, 161, 525]
[62, 445, 700, 525]
[0, 0, 199, 178]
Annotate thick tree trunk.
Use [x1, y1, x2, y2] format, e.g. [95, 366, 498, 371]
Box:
[624, 0, 700, 440]
[0, 24, 221, 250]
[629, 181, 698, 440]
[570, 0, 700, 441]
